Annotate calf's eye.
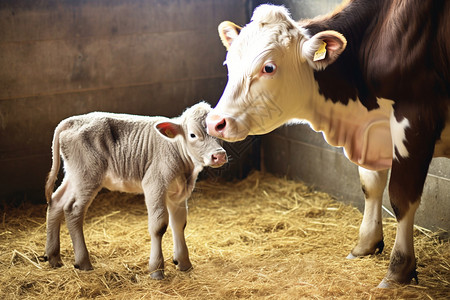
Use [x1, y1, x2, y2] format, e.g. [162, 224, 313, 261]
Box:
[190, 133, 196, 138]
[263, 63, 276, 74]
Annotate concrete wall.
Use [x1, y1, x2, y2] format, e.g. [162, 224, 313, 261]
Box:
[254, 0, 450, 233]
[0, 0, 252, 204]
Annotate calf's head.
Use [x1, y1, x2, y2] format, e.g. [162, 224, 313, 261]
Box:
[206, 4, 347, 141]
[156, 102, 228, 168]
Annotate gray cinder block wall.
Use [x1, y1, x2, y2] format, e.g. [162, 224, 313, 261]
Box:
[0, 0, 251, 203]
[254, 0, 449, 233]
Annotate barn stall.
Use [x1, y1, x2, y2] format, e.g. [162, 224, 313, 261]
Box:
[0, 0, 449, 299]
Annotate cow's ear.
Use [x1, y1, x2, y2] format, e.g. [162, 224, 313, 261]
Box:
[302, 30, 347, 70]
[218, 21, 242, 50]
[155, 122, 184, 139]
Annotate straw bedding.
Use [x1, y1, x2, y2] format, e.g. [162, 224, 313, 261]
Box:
[1, 171, 448, 299]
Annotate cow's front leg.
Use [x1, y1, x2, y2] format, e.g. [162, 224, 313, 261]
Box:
[348, 167, 388, 259]
[380, 162, 422, 287]
[144, 183, 169, 280]
[167, 197, 192, 272]
[378, 108, 439, 287]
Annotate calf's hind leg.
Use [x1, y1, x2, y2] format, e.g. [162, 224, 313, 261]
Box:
[45, 178, 70, 268]
[63, 184, 100, 271]
[348, 167, 388, 259]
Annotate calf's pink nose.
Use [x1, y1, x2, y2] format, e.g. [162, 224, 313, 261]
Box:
[211, 151, 228, 166]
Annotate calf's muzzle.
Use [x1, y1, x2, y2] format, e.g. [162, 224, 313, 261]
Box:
[210, 150, 228, 168]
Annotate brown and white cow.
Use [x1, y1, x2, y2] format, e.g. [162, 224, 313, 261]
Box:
[206, 2, 450, 287]
[44, 102, 227, 279]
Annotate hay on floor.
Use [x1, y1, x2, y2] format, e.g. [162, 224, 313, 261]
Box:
[0, 171, 448, 299]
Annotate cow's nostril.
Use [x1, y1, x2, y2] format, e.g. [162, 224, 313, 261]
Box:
[215, 119, 226, 132]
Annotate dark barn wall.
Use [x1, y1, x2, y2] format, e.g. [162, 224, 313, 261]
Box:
[0, 0, 251, 203]
[253, 0, 450, 233]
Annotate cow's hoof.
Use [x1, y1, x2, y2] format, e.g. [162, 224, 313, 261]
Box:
[378, 268, 419, 288]
[150, 270, 164, 280]
[349, 240, 384, 259]
[377, 277, 402, 289]
[377, 278, 392, 288]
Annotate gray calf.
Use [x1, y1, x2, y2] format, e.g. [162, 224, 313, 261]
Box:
[44, 102, 227, 279]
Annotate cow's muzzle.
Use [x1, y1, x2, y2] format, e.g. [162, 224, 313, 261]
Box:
[206, 113, 249, 142]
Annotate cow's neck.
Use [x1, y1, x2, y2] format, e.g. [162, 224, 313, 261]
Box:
[298, 84, 394, 170]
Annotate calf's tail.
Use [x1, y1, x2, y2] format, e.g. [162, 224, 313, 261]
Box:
[45, 121, 66, 203]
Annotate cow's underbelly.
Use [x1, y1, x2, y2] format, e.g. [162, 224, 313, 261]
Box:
[309, 98, 394, 171]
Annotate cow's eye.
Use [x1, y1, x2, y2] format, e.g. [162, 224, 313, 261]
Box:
[263, 63, 276, 74]
[190, 133, 196, 138]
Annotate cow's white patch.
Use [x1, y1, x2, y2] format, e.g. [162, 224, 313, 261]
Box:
[390, 112, 410, 160]
[306, 96, 393, 170]
[393, 200, 419, 255]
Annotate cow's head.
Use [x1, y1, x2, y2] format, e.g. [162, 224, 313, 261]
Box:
[206, 4, 347, 141]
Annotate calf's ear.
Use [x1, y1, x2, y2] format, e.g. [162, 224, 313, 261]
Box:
[302, 30, 347, 70]
[218, 21, 242, 50]
[155, 122, 184, 139]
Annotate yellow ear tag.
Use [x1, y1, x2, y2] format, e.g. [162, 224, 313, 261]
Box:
[165, 129, 175, 138]
[313, 41, 327, 61]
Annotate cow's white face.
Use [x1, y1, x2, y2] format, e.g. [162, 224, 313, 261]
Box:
[206, 5, 346, 142]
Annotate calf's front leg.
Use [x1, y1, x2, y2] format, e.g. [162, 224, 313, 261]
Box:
[347, 167, 388, 258]
[144, 182, 169, 280]
[167, 197, 192, 272]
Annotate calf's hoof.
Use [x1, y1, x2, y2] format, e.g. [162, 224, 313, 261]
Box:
[150, 269, 164, 280]
[74, 261, 93, 271]
[173, 259, 192, 272]
[51, 260, 64, 268]
[44, 255, 64, 268]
